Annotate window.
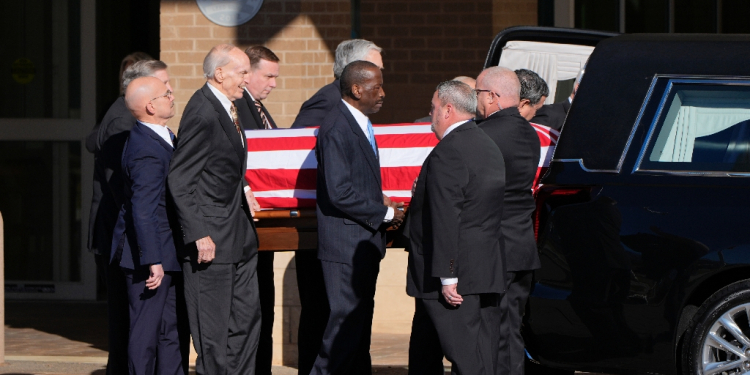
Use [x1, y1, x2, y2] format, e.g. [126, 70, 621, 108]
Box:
[0, 0, 81, 119]
[639, 80, 750, 173]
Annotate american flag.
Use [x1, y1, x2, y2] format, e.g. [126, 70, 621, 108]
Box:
[245, 122, 558, 209]
[530, 122, 560, 194]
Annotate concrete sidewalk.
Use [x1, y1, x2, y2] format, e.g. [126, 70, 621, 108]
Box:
[1, 300, 603, 375]
[0, 300, 417, 375]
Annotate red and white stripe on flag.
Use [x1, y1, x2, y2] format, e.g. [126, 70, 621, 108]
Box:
[245, 123, 439, 209]
[245, 122, 558, 209]
[530, 122, 560, 194]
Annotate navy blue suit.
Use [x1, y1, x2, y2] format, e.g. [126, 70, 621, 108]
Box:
[112, 122, 188, 375]
[291, 80, 341, 128]
[290, 79, 341, 374]
[312, 100, 388, 374]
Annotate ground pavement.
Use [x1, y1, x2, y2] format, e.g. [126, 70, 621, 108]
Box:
[0, 301, 605, 375]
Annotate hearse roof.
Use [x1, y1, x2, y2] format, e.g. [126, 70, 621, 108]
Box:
[554, 33, 750, 172]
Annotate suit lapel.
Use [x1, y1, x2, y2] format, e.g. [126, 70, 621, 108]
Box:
[202, 84, 246, 172]
[338, 101, 381, 185]
[242, 90, 264, 130]
[136, 122, 174, 154]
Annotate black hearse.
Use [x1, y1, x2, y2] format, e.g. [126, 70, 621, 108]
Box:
[501, 31, 750, 375]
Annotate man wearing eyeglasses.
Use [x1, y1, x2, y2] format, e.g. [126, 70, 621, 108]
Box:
[475, 66, 541, 375]
[88, 59, 173, 374]
[112, 76, 189, 375]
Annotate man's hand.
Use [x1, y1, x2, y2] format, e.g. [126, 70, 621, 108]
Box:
[146, 263, 164, 290]
[196, 236, 216, 264]
[245, 189, 261, 221]
[411, 177, 418, 196]
[391, 208, 405, 228]
[384, 194, 405, 209]
[442, 283, 463, 307]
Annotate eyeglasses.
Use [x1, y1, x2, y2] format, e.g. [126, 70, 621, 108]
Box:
[475, 88, 499, 97]
[151, 90, 173, 102]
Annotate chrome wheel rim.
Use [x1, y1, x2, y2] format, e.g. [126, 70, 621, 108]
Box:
[702, 302, 750, 375]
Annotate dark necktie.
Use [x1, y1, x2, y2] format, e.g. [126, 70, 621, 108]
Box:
[254, 100, 272, 129]
[167, 127, 175, 142]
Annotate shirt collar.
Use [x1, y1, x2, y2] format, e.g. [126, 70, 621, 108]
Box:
[442, 119, 470, 139]
[207, 82, 233, 119]
[341, 99, 372, 141]
[139, 121, 173, 148]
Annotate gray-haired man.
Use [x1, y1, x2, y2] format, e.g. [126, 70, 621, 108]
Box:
[407, 80, 506, 374]
[290, 38, 384, 375]
[291, 39, 382, 128]
[168, 44, 260, 375]
[515, 69, 549, 122]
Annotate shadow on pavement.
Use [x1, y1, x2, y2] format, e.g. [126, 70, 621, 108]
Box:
[6, 300, 109, 353]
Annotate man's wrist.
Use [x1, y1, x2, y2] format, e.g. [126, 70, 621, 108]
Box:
[440, 277, 458, 285]
[383, 206, 394, 222]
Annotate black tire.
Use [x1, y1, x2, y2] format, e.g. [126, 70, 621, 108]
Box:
[681, 279, 750, 375]
[524, 357, 575, 375]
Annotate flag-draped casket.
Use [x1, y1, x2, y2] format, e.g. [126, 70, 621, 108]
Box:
[245, 123, 558, 209]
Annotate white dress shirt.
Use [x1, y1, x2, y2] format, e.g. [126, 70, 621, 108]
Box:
[207, 82, 233, 120]
[140, 121, 173, 148]
[439, 119, 471, 286]
[341, 99, 395, 222]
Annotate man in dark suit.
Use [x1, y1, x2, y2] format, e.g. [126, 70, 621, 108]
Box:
[111, 76, 188, 375]
[530, 98, 569, 131]
[168, 44, 260, 375]
[312, 60, 404, 375]
[87, 59, 171, 375]
[407, 80, 506, 374]
[291, 39, 382, 129]
[234, 45, 280, 375]
[476, 66, 541, 375]
[290, 38, 383, 375]
[531, 68, 581, 130]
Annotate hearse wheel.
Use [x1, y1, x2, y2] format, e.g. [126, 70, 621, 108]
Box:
[682, 280, 750, 375]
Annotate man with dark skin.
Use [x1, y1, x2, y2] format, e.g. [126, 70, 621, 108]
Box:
[312, 60, 404, 375]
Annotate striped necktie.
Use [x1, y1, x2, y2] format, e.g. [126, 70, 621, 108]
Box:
[229, 103, 244, 145]
[254, 100, 272, 129]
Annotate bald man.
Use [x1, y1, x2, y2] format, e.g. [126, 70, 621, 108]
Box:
[111, 76, 189, 375]
[475, 67, 541, 375]
[168, 44, 260, 375]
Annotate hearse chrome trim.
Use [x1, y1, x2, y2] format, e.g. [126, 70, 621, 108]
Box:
[553, 159, 621, 173]
[633, 76, 750, 177]
[615, 74, 662, 173]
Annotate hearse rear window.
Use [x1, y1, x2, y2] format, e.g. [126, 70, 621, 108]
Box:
[639, 81, 750, 174]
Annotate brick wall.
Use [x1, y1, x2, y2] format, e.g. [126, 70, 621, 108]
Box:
[493, 0, 538, 34]
[361, 0, 495, 124]
[161, 0, 350, 131]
